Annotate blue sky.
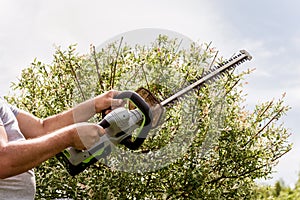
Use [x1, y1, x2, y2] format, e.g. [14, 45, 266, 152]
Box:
[1, 0, 299, 186]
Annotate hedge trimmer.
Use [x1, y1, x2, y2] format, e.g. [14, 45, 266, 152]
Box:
[56, 50, 252, 176]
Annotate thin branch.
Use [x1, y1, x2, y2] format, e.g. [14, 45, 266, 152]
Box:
[110, 37, 123, 89]
[58, 49, 86, 101]
[174, 38, 183, 54]
[91, 44, 104, 91]
[208, 51, 219, 70]
[207, 164, 266, 185]
[271, 148, 291, 162]
[205, 41, 213, 51]
[69, 62, 86, 101]
[141, 63, 150, 90]
[243, 107, 285, 147]
[224, 78, 240, 96]
[257, 100, 274, 121]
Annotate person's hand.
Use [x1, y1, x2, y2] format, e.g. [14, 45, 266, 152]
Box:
[94, 90, 123, 114]
[71, 122, 105, 150]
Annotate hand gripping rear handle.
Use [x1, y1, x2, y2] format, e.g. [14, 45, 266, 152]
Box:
[113, 91, 153, 150]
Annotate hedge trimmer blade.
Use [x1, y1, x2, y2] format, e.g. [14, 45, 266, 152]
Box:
[161, 50, 252, 106]
[136, 50, 252, 127]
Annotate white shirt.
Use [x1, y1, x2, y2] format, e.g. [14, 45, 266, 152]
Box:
[0, 97, 36, 200]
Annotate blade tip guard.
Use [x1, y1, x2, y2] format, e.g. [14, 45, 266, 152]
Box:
[240, 50, 252, 61]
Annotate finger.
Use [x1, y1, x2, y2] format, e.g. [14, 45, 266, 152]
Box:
[111, 99, 125, 109]
[104, 109, 111, 115]
[107, 90, 121, 99]
[98, 126, 106, 137]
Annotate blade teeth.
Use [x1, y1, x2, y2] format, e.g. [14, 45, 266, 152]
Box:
[165, 50, 252, 105]
[202, 55, 249, 82]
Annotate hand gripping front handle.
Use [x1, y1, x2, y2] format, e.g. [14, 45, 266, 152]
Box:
[110, 91, 153, 150]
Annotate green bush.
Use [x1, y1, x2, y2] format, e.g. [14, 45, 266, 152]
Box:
[6, 35, 291, 199]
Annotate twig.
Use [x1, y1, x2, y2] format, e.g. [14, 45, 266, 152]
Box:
[243, 107, 285, 147]
[209, 51, 219, 70]
[58, 49, 86, 100]
[141, 63, 150, 90]
[91, 45, 104, 91]
[110, 37, 123, 89]
[207, 164, 266, 185]
[257, 100, 274, 121]
[69, 62, 86, 101]
[174, 38, 183, 54]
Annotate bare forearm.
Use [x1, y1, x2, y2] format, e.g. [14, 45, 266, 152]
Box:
[39, 93, 117, 135]
[0, 126, 75, 179]
[43, 98, 96, 131]
[18, 99, 97, 138]
[18, 90, 120, 139]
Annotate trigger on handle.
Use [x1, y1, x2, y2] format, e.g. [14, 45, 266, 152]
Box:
[101, 107, 111, 118]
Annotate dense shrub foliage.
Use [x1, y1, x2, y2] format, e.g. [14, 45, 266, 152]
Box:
[7, 35, 291, 199]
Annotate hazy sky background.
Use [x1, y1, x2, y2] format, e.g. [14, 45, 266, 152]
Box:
[1, 0, 299, 186]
